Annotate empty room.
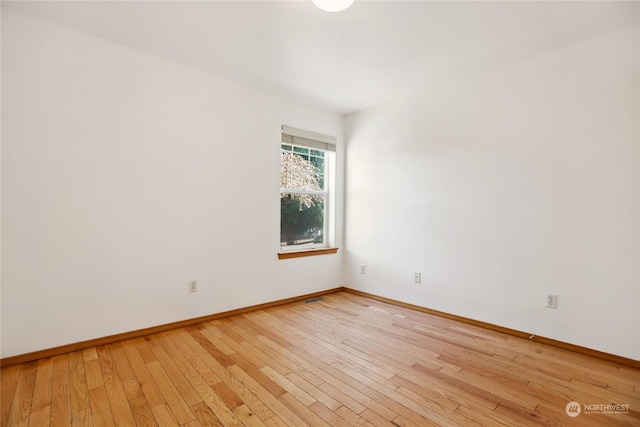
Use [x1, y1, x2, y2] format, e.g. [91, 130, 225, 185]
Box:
[1, 0, 639, 426]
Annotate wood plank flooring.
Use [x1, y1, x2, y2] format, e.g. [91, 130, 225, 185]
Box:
[2, 291, 639, 426]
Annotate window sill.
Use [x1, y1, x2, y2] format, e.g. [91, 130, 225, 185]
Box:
[278, 247, 339, 259]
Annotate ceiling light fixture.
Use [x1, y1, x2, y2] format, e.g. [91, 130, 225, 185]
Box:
[312, 0, 355, 12]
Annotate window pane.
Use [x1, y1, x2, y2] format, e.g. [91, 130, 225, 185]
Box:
[281, 144, 292, 151]
[310, 149, 324, 157]
[281, 193, 324, 247]
[281, 151, 324, 191]
[310, 156, 324, 172]
[293, 146, 309, 155]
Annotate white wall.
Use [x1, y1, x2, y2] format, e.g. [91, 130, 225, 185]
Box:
[3, 7, 639, 363]
[1, 9, 344, 358]
[345, 25, 640, 360]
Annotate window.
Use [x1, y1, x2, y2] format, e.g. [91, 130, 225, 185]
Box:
[280, 125, 336, 253]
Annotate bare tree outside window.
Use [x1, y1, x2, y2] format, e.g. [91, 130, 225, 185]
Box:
[280, 146, 326, 247]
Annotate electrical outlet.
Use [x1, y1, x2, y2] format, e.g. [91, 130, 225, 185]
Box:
[189, 280, 198, 293]
[360, 264, 366, 274]
[545, 293, 558, 309]
[414, 272, 421, 283]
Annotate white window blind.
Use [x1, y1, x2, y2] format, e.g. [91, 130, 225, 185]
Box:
[281, 125, 336, 152]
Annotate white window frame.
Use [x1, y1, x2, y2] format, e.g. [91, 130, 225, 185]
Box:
[280, 125, 336, 253]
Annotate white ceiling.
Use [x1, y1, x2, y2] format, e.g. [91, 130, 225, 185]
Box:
[3, 1, 638, 114]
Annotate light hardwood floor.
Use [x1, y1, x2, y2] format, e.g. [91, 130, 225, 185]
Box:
[2, 291, 639, 426]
